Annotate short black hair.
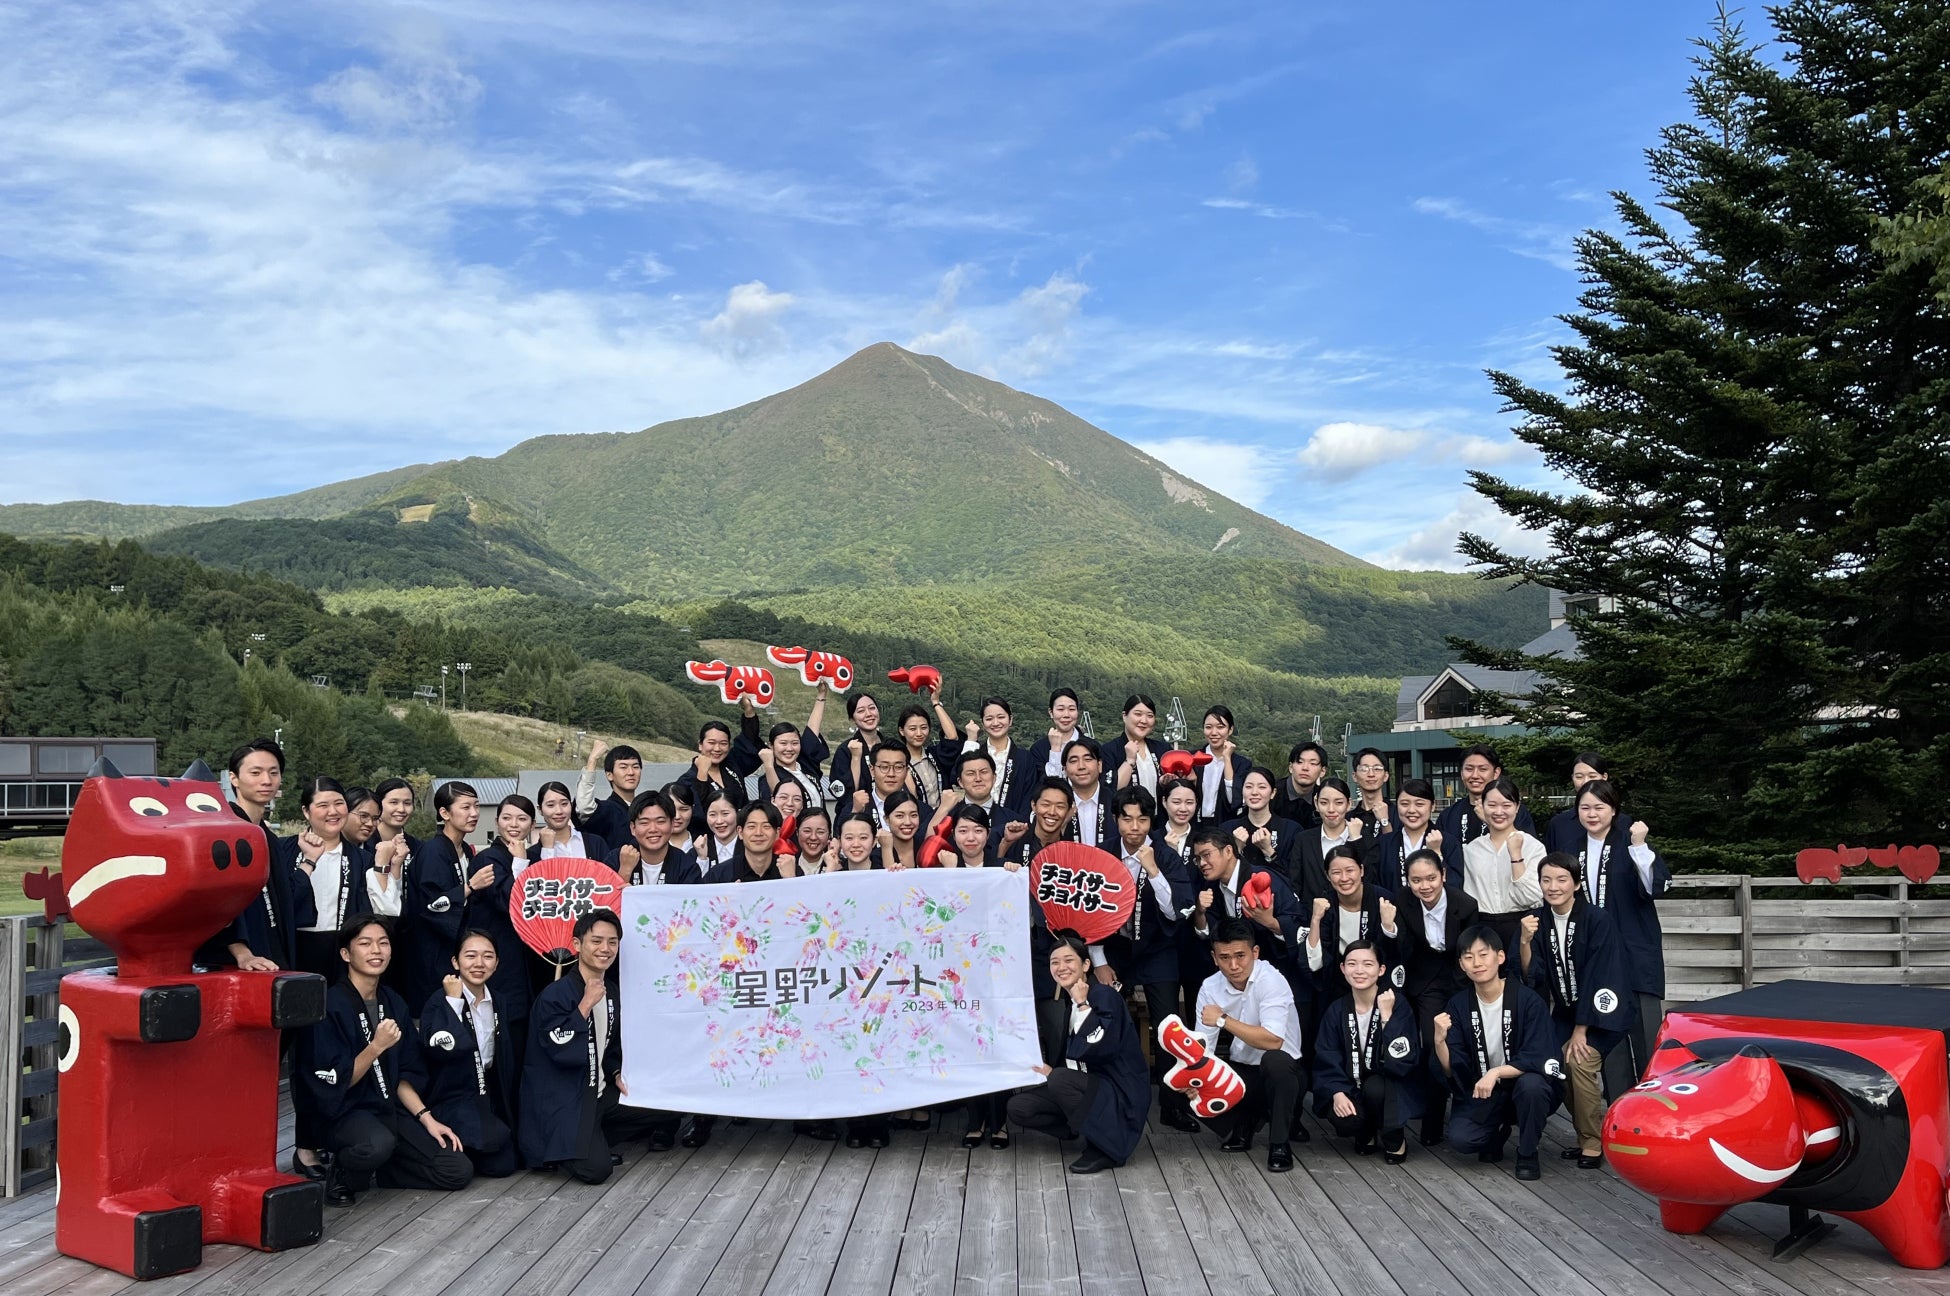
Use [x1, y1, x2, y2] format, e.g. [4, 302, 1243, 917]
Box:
[1405, 848, 1443, 877]
[1458, 923, 1504, 954]
[1031, 776, 1075, 806]
[739, 801, 783, 830]
[603, 744, 642, 772]
[1460, 744, 1501, 768]
[574, 908, 622, 940]
[1049, 687, 1079, 709]
[629, 790, 677, 822]
[797, 805, 832, 829]
[955, 749, 996, 777]
[1539, 850, 1583, 885]
[870, 739, 909, 766]
[227, 737, 285, 775]
[1340, 938, 1384, 965]
[1288, 740, 1328, 765]
[338, 912, 395, 951]
[1190, 824, 1236, 857]
[1209, 918, 1257, 948]
[696, 721, 731, 746]
[1062, 737, 1101, 764]
[1398, 778, 1435, 803]
[1324, 843, 1365, 871]
[980, 696, 1013, 718]
[1110, 785, 1157, 819]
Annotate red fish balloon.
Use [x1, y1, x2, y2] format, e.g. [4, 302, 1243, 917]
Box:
[765, 645, 854, 691]
[685, 659, 776, 707]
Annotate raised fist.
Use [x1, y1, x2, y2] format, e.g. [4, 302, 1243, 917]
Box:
[1631, 820, 1650, 847]
[1312, 896, 1331, 923]
[1434, 1011, 1452, 1036]
[1519, 913, 1540, 941]
[1378, 896, 1397, 928]
[442, 975, 464, 1000]
[1377, 989, 1395, 1019]
[1426, 829, 1443, 854]
[619, 845, 640, 873]
[372, 1018, 402, 1052]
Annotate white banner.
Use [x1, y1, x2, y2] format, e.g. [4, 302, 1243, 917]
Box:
[619, 869, 1043, 1118]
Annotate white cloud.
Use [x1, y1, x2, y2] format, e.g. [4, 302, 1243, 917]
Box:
[1129, 437, 1277, 510]
[1297, 423, 1428, 481]
[1412, 197, 1580, 272]
[1378, 491, 1551, 571]
[906, 269, 1090, 379]
[701, 281, 797, 354]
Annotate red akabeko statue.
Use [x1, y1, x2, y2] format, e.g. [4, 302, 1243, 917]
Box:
[49, 759, 326, 1279]
[1602, 981, 1950, 1269]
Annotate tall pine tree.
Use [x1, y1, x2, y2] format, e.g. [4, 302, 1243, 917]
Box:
[1459, 2, 1950, 871]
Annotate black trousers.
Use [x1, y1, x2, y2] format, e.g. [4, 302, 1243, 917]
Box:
[290, 929, 343, 1151]
[563, 1086, 669, 1185]
[1127, 979, 1185, 1111]
[1202, 1050, 1300, 1147]
[1602, 992, 1665, 1097]
[1035, 997, 1071, 1068]
[1324, 1072, 1408, 1145]
[964, 1090, 1010, 1134]
[1447, 1072, 1559, 1159]
[326, 1105, 474, 1192]
[1411, 985, 1456, 1138]
[1008, 1069, 1096, 1145]
[464, 1086, 521, 1178]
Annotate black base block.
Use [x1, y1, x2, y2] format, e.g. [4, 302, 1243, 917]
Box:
[270, 973, 328, 1030]
[139, 985, 201, 1043]
[132, 1204, 202, 1279]
[260, 1180, 324, 1251]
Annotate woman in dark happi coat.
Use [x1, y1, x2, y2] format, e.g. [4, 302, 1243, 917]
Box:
[1007, 934, 1151, 1174]
[419, 930, 522, 1176]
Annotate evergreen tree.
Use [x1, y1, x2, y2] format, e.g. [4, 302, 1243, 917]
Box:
[1459, 2, 1950, 869]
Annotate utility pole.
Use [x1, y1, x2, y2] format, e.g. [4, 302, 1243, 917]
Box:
[441, 664, 449, 710]
[456, 662, 471, 711]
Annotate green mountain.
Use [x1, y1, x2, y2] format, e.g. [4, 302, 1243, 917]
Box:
[144, 489, 618, 596]
[0, 461, 452, 541]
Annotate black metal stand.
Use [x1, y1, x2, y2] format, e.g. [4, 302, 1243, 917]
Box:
[1772, 1205, 1836, 1260]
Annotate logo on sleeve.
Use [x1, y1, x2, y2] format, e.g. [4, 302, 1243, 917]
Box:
[1387, 1036, 1411, 1059]
[313, 1068, 338, 1085]
[1086, 1027, 1105, 1045]
[1390, 966, 1405, 988]
[1593, 988, 1619, 1014]
[429, 896, 452, 913]
[430, 1030, 456, 1051]
[1544, 1058, 1565, 1079]
[548, 1028, 576, 1046]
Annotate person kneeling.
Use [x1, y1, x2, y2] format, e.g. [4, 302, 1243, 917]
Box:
[1311, 941, 1421, 1163]
[1193, 920, 1304, 1173]
[1008, 934, 1151, 1175]
[419, 930, 522, 1177]
[519, 909, 666, 1185]
[300, 915, 474, 1207]
[1433, 925, 1564, 1181]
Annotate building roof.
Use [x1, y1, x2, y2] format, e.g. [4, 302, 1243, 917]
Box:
[1520, 623, 1581, 661]
[1396, 675, 1437, 725]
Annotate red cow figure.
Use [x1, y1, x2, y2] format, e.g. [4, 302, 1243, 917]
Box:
[887, 665, 942, 694]
[1602, 980, 1950, 1268]
[685, 659, 776, 707]
[1157, 750, 1213, 781]
[50, 759, 326, 1280]
[1157, 1015, 1247, 1119]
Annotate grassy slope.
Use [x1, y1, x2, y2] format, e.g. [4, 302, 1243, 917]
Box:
[442, 709, 691, 774]
[0, 838, 60, 917]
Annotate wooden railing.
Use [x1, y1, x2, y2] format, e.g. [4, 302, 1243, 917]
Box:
[1659, 873, 1950, 1004]
[0, 916, 113, 1197]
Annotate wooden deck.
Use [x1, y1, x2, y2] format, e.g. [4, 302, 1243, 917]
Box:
[4, 1103, 1948, 1296]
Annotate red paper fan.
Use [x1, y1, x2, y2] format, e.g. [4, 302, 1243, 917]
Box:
[508, 856, 627, 965]
[1030, 842, 1137, 944]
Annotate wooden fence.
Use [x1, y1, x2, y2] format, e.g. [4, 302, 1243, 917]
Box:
[1, 916, 113, 1197]
[1659, 873, 1950, 1003]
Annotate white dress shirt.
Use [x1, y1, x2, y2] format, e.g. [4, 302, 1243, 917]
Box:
[444, 985, 496, 1068]
[1089, 843, 1178, 967]
[539, 829, 589, 861]
[1195, 961, 1302, 1063]
[1073, 792, 1103, 847]
[1421, 891, 1449, 951]
[1462, 830, 1545, 913]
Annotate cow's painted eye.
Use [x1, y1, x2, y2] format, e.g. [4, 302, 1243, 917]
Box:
[1634, 1079, 1662, 1091]
[58, 1004, 80, 1072]
[129, 797, 167, 817]
[186, 792, 223, 813]
[1669, 1083, 1699, 1096]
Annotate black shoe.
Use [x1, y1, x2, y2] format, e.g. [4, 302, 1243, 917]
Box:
[845, 1133, 866, 1148]
[1266, 1143, 1294, 1174]
[730, 1116, 751, 1126]
[1515, 1156, 1541, 1181]
[609, 1153, 623, 1167]
[801, 1122, 840, 1142]
[648, 1130, 674, 1152]
[1159, 1106, 1201, 1133]
[1419, 1124, 1445, 1147]
[291, 1151, 327, 1182]
[680, 1125, 711, 1149]
[1068, 1149, 1117, 1175]
[1221, 1129, 1253, 1153]
[1577, 1153, 1603, 1170]
[867, 1131, 890, 1149]
[989, 1128, 1010, 1150]
[1479, 1144, 1506, 1164]
[1353, 1136, 1376, 1156]
[962, 1127, 987, 1149]
[323, 1168, 356, 1208]
[1383, 1143, 1408, 1165]
[1289, 1123, 1310, 1144]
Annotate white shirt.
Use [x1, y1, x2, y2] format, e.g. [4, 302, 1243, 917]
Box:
[365, 864, 402, 917]
[1199, 748, 1229, 816]
[300, 845, 348, 932]
[1195, 961, 1302, 1063]
[1128, 743, 1159, 794]
[1307, 902, 1389, 971]
[444, 986, 495, 1068]
[1478, 989, 1507, 1069]
[540, 829, 589, 861]
[1073, 792, 1102, 847]
[1065, 996, 1091, 1070]
[1462, 830, 1545, 913]
[1045, 734, 1077, 777]
[1552, 908, 1571, 954]
[1585, 834, 1660, 899]
[1421, 891, 1449, 951]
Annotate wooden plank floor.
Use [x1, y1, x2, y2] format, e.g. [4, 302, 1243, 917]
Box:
[4, 1105, 1948, 1295]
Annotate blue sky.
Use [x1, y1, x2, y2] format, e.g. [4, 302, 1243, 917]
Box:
[0, 0, 1719, 567]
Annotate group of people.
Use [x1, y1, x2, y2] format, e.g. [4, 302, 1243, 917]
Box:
[202, 678, 1669, 1203]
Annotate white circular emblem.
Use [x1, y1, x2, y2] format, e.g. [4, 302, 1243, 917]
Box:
[1390, 966, 1405, 988]
[1387, 1036, 1411, 1059]
[430, 1030, 456, 1051]
[1594, 989, 1619, 1014]
[1544, 1058, 1565, 1079]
